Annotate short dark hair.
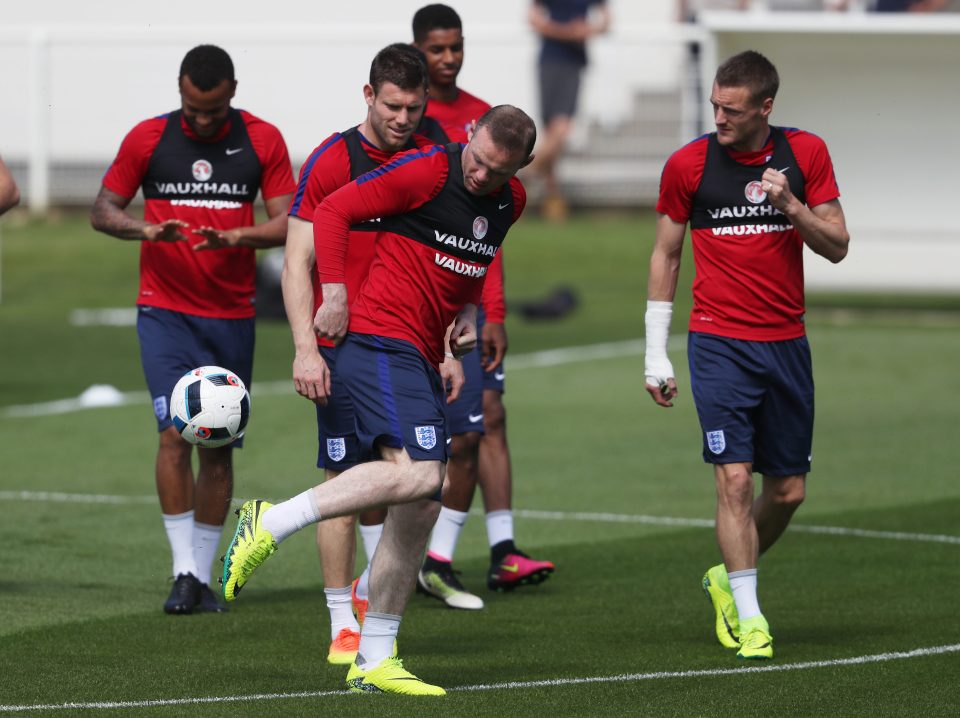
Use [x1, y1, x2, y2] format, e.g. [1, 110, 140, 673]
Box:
[179, 45, 235, 91]
[715, 50, 779, 106]
[412, 4, 463, 43]
[369, 43, 429, 94]
[474, 105, 537, 159]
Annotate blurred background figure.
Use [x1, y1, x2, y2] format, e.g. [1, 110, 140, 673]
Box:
[0, 156, 20, 215]
[527, 0, 610, 222]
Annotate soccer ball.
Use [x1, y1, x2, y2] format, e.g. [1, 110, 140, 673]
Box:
[170, 366, 250, 448]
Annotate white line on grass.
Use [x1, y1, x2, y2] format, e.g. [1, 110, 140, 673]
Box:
[2, 490, 958, 545]
[1, 643, 957, 713]
[0, 338, 663, 419]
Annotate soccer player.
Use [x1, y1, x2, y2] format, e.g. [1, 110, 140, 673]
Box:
[221, 105, 536, 695]
[281, 43, 445, 664]
[0, 156, 20, 215]
[90, 45, 295, 615]
[403, 2, 555, 611]
[644, 50, 849, 659]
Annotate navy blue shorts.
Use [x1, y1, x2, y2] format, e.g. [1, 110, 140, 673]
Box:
[688, 332, 814, 477]
[137, 306, 254, 447]
[445, 347, 486, 436]
[337, 334, 449, 463]
[315, 345, 370, 471]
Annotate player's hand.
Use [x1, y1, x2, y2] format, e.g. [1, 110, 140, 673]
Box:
[645, 376, 679, 408]
[480, 322, 508, 372]
[293, 349, 331, 405]
[439, 353, 465, 404]
[449, 310, 477, 359]
[761, 167, 796, 213]
[144, 219, 189, 243]
[192, 226, 243, 251]
[313, 284, 349, 345]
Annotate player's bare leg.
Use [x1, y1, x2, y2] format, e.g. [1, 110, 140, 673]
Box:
[713, 461, 773, 659]
[191, 444, 234, 611]
[479, 389, 554, 591]
[418, 432, 484, 609]
[754, 474, 806, 555]
[157, 427, 200, 613]
[316, 468, 362, 663]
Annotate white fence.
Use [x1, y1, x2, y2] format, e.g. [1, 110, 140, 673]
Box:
[1, 3, 958, 291]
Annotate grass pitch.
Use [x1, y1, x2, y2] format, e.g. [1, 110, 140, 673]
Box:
[1, 211, 959, 716]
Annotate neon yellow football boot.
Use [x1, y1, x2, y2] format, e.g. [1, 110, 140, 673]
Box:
[702, 564, 740, 649]
[737, 615, 774, 660]
[220, 500, 277, 601]
[345, 657, 445, 696]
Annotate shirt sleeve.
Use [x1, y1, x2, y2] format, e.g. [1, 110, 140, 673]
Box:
[655, 139, 705, 224]
[788, 131, 841, 209]
[314, 145, 449, 284]
[244, 113, 296, 200]
[101, 117, 166, 199]
[288, 134, 350, 221]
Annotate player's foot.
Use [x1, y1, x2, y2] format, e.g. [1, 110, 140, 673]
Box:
[327, 628, 360, 665]
[417, 564, 484, 610]
[737, 615, 774, 660]
[220, 499, 277, 601]
[701, 564, 740, 649]
[163, 573, 200, 614]
[351, 577, 368, 626]
[346, 657, 445, 696]
[487, 551, 555, 592]
[197, 582, 228, 613]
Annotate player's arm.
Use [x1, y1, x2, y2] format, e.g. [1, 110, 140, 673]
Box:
[644, 212, 685, 408]
[440, 322, 466, 405]
[90, 185, 188, 242]
[761, 168, 849, 264]
[313, 147, 447, 344]
[193, 192, 292, 250]
[0, 156, 20, 215]
[480, 251, 508, 371]
[281, 216, 330, 404]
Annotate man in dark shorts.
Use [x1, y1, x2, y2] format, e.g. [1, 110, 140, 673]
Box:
[281, 43, 440, 664]
[644, 50, 849, 660]
[527, 0, 609, 220]
[90, 44, 295, 615]
[221, 105, 536, 696]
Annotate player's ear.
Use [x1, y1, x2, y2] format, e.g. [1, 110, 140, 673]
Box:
[519, 153, 535, 170]
[229, 80, 238, 100]
[363, 84, 375, 107]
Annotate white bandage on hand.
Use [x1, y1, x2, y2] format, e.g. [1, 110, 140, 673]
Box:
[644, 300, 674, 389]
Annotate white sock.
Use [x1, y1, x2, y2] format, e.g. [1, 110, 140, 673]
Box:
[359, 523, 383, 564]
[427, 507, 469, 562]
[728, 568, 761, 620]
[261, 489, 321, 543]
[356, 565, 371, 601]
[485, 509, 514, 547]
[325, 585, 360, 638]
[163, 510, 198, 579]
[358, 612, 401, 668]
[193, 521, 222, 586]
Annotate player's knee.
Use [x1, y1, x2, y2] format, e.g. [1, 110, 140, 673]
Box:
[716, 465, 754, 505]
[773, 476, 806, 509]
[159, 427, 192, 464]
[403, 459, 444, 499]
[450, 431, 481, 461]
[482, 393, 506, 435]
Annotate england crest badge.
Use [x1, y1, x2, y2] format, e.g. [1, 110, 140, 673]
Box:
[415, 425, 437, 450]
[706, 430, 726, 455]
[327, 438, 346, 462]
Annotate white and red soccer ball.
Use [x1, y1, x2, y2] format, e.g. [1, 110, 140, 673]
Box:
[170, 366, 250, 448]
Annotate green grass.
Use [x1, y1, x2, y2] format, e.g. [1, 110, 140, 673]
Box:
[1, 211, 959, 716]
